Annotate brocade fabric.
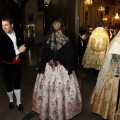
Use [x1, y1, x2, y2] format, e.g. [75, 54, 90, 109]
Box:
[90, 31, 120, 120]
[82, 27, 109, 70]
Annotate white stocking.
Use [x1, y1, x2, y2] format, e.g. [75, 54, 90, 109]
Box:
[14, 89, 21, 106]
[7, 91, 13, 103]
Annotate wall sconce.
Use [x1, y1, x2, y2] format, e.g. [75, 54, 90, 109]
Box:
[103, 17, 108, 21]
[84, 0, 93, 6]
[44, 0, 51, 7]
[114, 13, 119, 19]
[98, 5, 105, 12]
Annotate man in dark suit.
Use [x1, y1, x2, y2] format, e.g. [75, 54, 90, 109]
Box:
[0, 16, 26, 111]
[78, 32, 88, 65]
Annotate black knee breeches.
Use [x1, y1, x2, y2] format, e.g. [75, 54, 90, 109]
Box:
[2, 62, 21, 92]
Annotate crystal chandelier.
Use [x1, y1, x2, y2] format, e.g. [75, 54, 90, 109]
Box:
[98, 5, 105, 12]
[114, 13, 119, 19]
[84, 0, 93, 6]
[44, 0, 51, 6]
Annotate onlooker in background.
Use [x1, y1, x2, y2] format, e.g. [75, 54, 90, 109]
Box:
[108, 27, 114, 42]
[86, 25, 93, 38]
[113, 27, 120, 40]
[0, 16, 26, 111]
[78, 26, 93, 65]
[78, 32, 88, 65]
[104, 25, 109, 32]
[82, 21, 109, 73]
[106, 27, 114, 42]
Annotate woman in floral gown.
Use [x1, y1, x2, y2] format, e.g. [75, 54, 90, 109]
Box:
[90, 30, 120, 120]
[23, 19, 82, 120]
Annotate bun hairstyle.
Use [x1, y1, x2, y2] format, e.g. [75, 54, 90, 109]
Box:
[52, 19, 65, 31]
[98, 20, 104, 27]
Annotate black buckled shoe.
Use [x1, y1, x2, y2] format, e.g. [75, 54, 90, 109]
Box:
[16, 104, 24, 111]
[9, 102, 14, 109]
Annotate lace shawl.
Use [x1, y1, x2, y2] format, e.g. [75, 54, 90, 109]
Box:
[46, 31, 69, 51]
[37, 31, 75, 75]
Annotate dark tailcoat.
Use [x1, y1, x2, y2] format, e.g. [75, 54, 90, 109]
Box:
[0, 31, 25, 63]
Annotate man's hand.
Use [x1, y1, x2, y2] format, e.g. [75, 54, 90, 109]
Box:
[18, 44, 26, 53]
[81, 35, 87, 40]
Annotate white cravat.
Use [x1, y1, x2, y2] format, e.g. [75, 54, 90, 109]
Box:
[7, 31, 19, 59]
[79, 33, 83, 46]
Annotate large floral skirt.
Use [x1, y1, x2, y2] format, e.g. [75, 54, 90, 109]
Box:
[32, 63, 82, 120]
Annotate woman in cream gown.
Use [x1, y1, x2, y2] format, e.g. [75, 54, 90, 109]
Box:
[82, 23, 109, 70]
[90, 30, 120, 120]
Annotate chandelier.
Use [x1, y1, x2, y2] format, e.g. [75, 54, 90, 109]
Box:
[98, 5, 105, 12]
[84, 0, 93, 6]
[44, 0, 51, 6]
[114, 13, 119, 19]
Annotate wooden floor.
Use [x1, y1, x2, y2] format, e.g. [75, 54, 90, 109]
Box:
[0, 45, 104, 120]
